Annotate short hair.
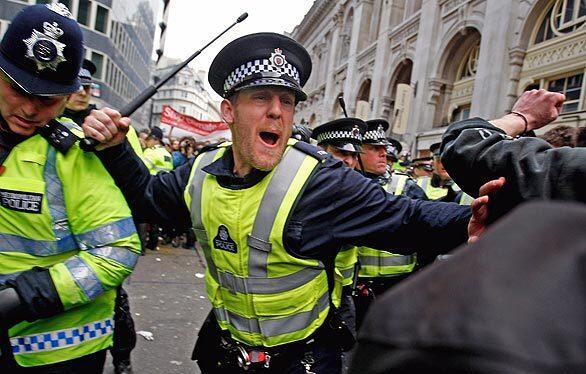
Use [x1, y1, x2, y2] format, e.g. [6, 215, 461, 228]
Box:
[575, 127, 586, 148]
[539, 125, 576, 148]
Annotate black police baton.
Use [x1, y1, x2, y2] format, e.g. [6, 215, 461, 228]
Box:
[338, 96, 367, 176]
[80, 12, 249, 152]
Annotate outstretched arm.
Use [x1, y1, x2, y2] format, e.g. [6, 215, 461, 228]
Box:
[83, 108, 193, 229]
[441, 90, 586, 207]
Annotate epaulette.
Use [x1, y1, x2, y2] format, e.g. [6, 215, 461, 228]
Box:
[38, 119, 79, 154]
[292, 140, 328, 162]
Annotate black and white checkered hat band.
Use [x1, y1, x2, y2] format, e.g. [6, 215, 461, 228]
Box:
[316, 130, 363, 143]
[364, 130, 386, 141]
[234, 78, 298, 92]
[223, 59, 300, 93]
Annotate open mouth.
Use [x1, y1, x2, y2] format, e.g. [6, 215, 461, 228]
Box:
[259, 131, 280, 147]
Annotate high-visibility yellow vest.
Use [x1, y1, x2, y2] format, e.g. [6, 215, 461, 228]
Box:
[0, 131, 140, 367]
[416, 176, 449, 200]
[357, 174, 417, 278]
[185, 140, 330, 347]
[143, 145, 173, 174]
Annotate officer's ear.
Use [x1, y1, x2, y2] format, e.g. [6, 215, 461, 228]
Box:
[220, 98, 235, 125]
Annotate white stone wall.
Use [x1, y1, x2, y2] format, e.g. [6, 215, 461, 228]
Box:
[292, 0, 586, 154]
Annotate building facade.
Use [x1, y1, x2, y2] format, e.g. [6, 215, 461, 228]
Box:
[0, 0, 167, 130]
[291, 0, 586, 155]
[150, 56, 221, 127]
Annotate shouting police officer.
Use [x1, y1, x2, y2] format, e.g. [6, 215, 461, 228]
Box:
[83, 32, 491, 373]
[0, 4, 141, 373]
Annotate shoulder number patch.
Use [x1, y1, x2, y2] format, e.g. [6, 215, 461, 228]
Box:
[213, 225, 237, 253]
[0, 188, 43, 214]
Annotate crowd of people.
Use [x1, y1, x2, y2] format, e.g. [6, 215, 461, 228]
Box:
[0, 4, 584, 374]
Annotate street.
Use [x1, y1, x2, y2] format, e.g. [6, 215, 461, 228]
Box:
[104, 245, 209, 374]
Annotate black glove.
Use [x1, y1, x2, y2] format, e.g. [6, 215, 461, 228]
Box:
[0, 287, 23, 330]
[291, 124, 312, 143]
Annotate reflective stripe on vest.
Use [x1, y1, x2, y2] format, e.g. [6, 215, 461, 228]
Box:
[385, 174, 408, 196]
[0, 217, 136, 256]
[417, 176, 449, 200]
[213, 291, 329, 338]
[359, 254, 416, 267]
[357, 249, 417, 277]
[334, 245, 358, 288]
[190, 149, 221, 281]
[45, 147, 70, 242]
[11, 317, 113, 355]
[358, 174, 417, 278]
[460, 193, 474, 206]
[189, 144, 328, 346]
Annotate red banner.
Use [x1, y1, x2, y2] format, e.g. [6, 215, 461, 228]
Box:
[160, 105, 228, 135]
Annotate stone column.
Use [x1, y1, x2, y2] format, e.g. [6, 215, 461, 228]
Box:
[322, 8, 343, 121]
[342, 0, 371, 116]
[408, 0, 442, 136]
[370, 0, 393, 117]
[470, 0, 516, 118]
[505, 47, 526, 111]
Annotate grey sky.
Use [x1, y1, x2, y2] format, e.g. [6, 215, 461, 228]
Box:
[160, 0, 315, 99]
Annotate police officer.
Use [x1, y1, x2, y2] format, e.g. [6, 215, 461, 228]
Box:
[83, 32, 488, 373]
[311, 117, 367, 354]
[142, 126, 173, 175]
[57, 59, 140, 374]
[353, 120, 428, 328]
[410, 156, 434, 179]
[0, 4, 141, 372]
[417, 142, 473, 204]
[61, 59, 96, 126]
[59, 58, 145, 160]
[385, 137, 407, 174]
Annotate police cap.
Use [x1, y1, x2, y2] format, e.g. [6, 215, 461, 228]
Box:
[79, 59, 96, 87]
[0, 4, 83, 96]
[411, 156, 433, 171]
[312, 118, 366, 153]
[386, 137, 402, 160]
[430, 142, 441, 157]
[148, 126, 163, 141]
[364, 119, 389, 146]
[208, 32, 311, 102]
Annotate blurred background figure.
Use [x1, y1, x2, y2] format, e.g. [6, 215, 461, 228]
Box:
[62, 59, 97, 126]
[410, 156, 434, 179]
[539, 124, 576, 148]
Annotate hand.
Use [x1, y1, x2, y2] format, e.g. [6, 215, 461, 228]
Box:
[467, 177, 506, 244]
[82, 108, 131, 151]
[511, 89, 565, 131]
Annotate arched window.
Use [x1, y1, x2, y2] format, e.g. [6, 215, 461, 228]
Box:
[520, 0, 586, 116]
[457, 43, 479, 80]
[534, 0, 586, 44]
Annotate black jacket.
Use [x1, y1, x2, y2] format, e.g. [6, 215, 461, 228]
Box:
[351, 201, 586, 374]
[441, 118, 586, 219]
